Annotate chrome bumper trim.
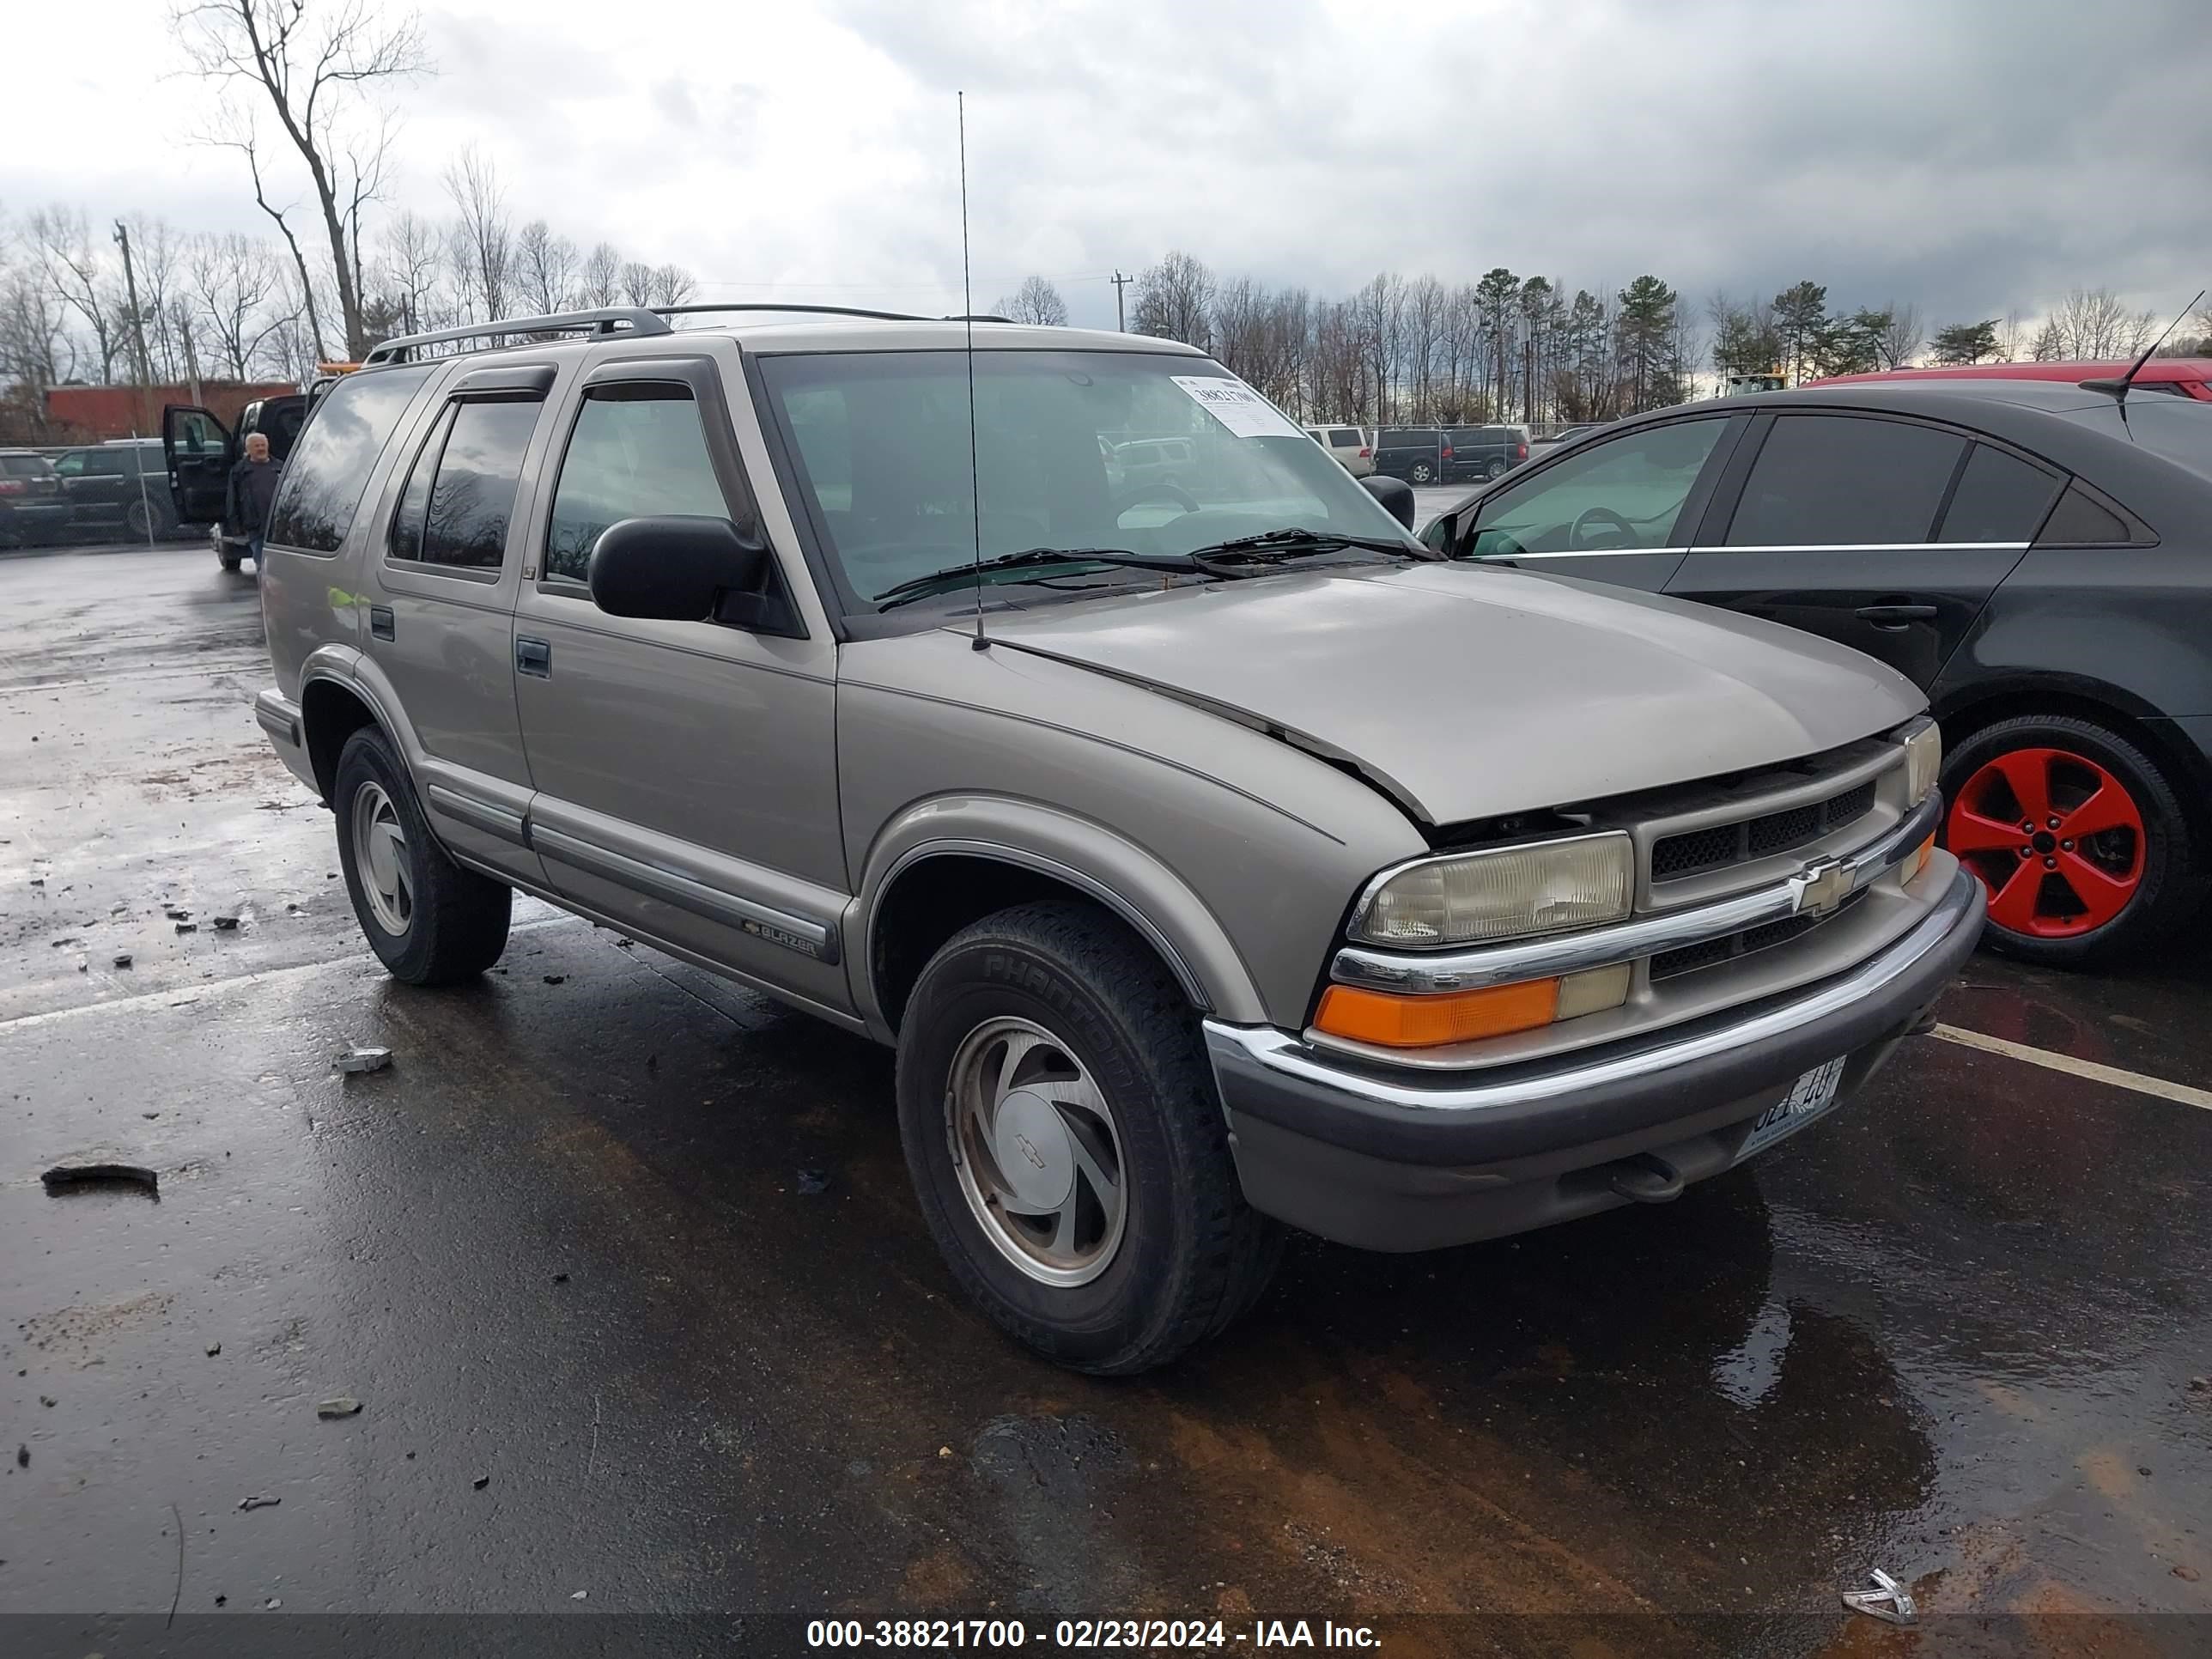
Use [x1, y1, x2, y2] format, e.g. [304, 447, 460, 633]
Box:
[1331, 792, 1942, 995]
[252, 689, 301, 749]
[1219, 864, 1979, 1117]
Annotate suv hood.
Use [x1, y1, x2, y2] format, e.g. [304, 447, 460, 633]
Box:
[977, 563, 1923, 824]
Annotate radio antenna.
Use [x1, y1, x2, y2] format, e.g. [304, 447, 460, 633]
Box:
[959, 91, 988, 651]
[2081, 288, 2204, 404]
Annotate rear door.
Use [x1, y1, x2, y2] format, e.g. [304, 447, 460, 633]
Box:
[162, 406, 233, 525]
[1666, 410, 2054, 688]
[1449, 411, 1743, 592]
[53, 449, 123, 526]
[363, 362, 551, 887]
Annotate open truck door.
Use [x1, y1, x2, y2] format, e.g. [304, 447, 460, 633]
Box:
[162, 404, 233, 526]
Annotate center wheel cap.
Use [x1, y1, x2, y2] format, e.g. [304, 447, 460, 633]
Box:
[993, 1090, 1074, 1211]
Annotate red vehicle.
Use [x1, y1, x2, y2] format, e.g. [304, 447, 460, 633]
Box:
[1813, 359, 2212, 399]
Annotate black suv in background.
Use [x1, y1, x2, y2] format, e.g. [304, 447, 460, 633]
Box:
[1370, 427, 1450, 484]
[162, 392, 310, 569]
[0, 451, 72, 547]
[53, 441, 181, 540]
[1444, 424, 1530, 483]
[1419, 380, 2212, 967]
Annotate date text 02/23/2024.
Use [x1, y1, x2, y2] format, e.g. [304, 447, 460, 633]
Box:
[805, 1618, 1381, 1649]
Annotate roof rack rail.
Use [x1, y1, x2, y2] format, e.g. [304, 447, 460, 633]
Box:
[649, 302, 1015, 325]
[362, 307, 672, 366]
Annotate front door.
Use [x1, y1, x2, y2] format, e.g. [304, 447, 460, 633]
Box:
[1449, 411, 1743, 592]
[162, 405, 232, 525]
[361, 364, 549, 886]
[510, 344, 851, 1019]
[1667, 411, 2053, 689]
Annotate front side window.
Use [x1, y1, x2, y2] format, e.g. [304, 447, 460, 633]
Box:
[758, 349, 1407, 612]
[545, 387, 730, 583]
[1725, 414, 1965, 546]
[1460, 417, 1728, 558]
[52, 453, 87, 477]
[267, 366, 434, 554]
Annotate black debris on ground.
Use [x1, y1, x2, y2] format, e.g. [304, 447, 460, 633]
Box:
[40, 1161, 160, 1197]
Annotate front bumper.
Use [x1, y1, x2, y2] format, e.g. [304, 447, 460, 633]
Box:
[1205, 863, 1984, 1251]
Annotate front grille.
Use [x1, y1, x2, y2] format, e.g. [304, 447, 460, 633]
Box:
[1652, 779, 1879, 881]
[1650, 890, 1865, 981]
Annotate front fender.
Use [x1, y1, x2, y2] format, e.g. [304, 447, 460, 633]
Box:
[849, 794, 1273, 1037]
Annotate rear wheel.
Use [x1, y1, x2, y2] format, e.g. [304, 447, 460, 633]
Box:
[124, 496, 172, 541]
[1941, 714, 2202, 966]
[1407, 460, 1436, 484]
[896, 901, 1282, 1374]
[333, 726, 512, 984]
[1484, 459, 1508, 481]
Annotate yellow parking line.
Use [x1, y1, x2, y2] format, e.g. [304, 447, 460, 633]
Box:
[1932, 1023, 2212, 1113]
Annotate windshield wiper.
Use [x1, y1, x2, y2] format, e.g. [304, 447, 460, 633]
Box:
[875, 547, 1203, 611]
[1183, 527, 1431, 575]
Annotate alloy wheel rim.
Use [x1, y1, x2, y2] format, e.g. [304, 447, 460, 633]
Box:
[350, 781, 414, 935]
[945, 1015, 1127, 1287]
[1944, 746, 2146, 938]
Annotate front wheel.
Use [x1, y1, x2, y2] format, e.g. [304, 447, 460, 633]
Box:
[896, 901, 1282, 1373]
[333, 726, 513, 984]
[1940, 714, 2203, 967]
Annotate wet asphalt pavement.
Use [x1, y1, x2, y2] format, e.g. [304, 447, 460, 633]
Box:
[3, 541, 2210, 1655]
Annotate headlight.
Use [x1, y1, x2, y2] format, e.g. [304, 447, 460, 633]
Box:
[1902, 719, 1942, 806]
[1349, 831, 1634, 949]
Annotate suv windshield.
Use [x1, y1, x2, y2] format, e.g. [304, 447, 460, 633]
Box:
[758, 349, 1412, 611]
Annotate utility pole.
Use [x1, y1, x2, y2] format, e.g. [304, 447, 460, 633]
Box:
[113, 220, 155, 439]
[1111, 270, 1133, 334]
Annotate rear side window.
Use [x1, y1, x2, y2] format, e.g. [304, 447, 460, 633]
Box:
[1329, 428, 1362, 446]
[267, 367, 434, 553]
[1937, 445, 2061, 543]
[545, 387, 729, 583]
[1726, 415, 1965, 546]
[2035, 483, 2133, 546]
[1, 455, 53, 478]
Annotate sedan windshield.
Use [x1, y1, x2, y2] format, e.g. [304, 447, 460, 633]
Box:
[757, 349, 1416, 611]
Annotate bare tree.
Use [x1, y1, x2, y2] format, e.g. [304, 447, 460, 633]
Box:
[444, 146, 513, 322]
[1133, 251, 1213, 349]
[27, 207, 122, 380]
[514, 219, 579, 316]
[372, 209, 441, 336]
[991, 275, 1068, 326]
[618, 261, 655, 307]
[2041, 287, 2159, 360]
[122, 215, 185, 380]
[577, 241, 623, 307]
[1877, 301, 1922, 369]
[187, 231, 292, 377]
[211, 119, 331, 358]
[173, 0, 427, 359]
[647, 264, 696, 307]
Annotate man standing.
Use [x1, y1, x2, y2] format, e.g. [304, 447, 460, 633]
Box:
[228, 431, 282, 574]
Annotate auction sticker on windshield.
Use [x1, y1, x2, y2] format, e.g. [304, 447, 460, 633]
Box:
[1171, 375, 1305, 440]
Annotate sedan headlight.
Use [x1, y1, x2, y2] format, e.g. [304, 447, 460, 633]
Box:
[1902, 719, 1942, 807]
[1349, 831, 1634, 949]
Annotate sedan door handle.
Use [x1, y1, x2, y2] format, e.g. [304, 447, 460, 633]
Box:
[1856, 603, 1938, 628]
[515, 636, 551, 678]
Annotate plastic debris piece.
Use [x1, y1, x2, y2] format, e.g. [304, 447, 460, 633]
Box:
[175, 921, 198, 934]
[543, 974, 566, 985]
[238, 1496, 281, 1511]
[1841, 1568, 1916, 1626]
[113, 954, 133, 968]
[333, 1047, 392, 1075]
[212, 915, 240, 932]
[796, 1169, 830, 1195]
[264, 1598, 282, 1610]
[41, 1162, 160, 1198]
[15, 1445, 26, 1468]
[472, 1474, 490, 1490]
[317, 1397, 363, 1419]
[206, 1343, 222, 1357]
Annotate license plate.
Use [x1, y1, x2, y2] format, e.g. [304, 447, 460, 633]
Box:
[1738, 1057, 1847, 1161]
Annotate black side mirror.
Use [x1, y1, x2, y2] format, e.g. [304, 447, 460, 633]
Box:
[588, 516, 799, 635]
[1360, 474, 1416, 530]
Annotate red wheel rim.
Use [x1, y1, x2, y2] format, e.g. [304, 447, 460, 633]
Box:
[1943, 746, 2147, 939]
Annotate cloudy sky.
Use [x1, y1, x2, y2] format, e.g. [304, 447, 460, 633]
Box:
[8, 0, 2209, 335]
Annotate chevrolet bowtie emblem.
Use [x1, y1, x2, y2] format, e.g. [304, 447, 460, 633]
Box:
[1795, 856, 1852, 916]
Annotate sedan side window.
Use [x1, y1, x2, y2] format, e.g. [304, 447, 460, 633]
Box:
[1725, 415, 1964, 547]
[545, 386, 730, 584]
[1459, 418, 1727, 559]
